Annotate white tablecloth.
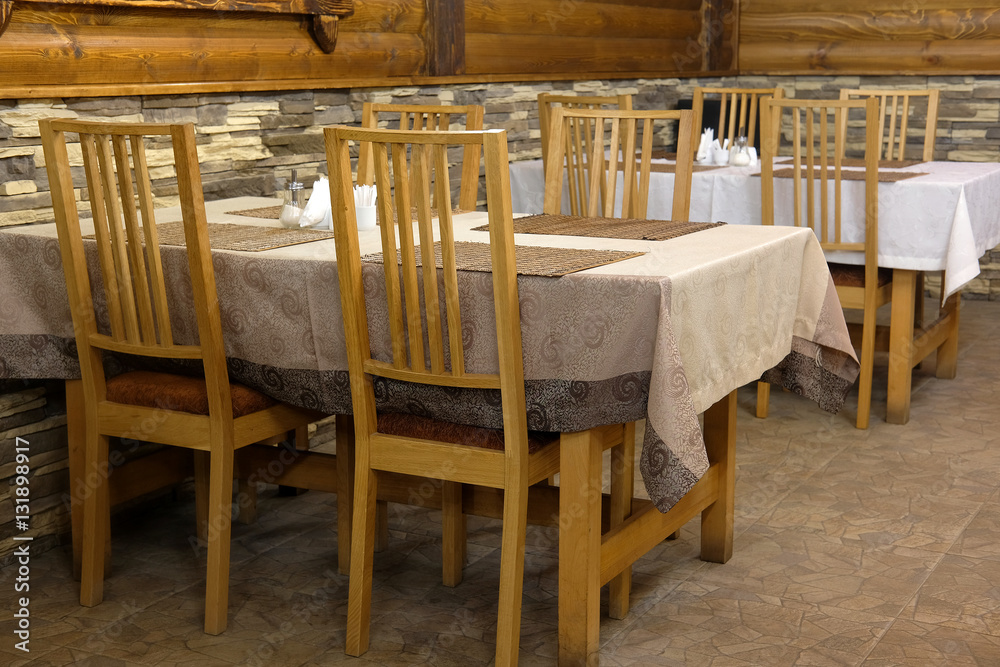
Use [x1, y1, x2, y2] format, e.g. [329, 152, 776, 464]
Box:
[510, 159, 1000, 298]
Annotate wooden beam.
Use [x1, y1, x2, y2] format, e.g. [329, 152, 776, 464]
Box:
[426, 0, 465, 76]
[701, 0, 737, 72]
[0, 1, 11, 40]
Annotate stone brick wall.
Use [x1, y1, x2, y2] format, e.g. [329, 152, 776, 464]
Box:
[0, 380, 68, 565]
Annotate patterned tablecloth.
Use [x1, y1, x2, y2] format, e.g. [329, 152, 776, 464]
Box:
[0, 197, 859, 511]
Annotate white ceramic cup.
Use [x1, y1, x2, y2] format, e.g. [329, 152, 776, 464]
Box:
[356, 205, 377, 231]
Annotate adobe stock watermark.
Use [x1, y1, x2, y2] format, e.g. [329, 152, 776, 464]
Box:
[11, 436, 32, 653]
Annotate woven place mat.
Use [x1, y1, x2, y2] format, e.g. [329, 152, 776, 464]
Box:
[361, 241, 644, 277]
[472, 214, 724, 241]
[760, 167, 928, 182]
[607, 160, 722, 173]
[774, 158, 925, 169]
[88, 221, 336, 252]
[225, 205, 282, 219]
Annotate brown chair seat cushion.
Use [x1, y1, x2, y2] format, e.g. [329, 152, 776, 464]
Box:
[377, 412, 557, 454]
[828, 262, 893, 288]
[105, 371, 276, 418]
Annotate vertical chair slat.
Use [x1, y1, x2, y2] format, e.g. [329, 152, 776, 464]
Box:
[792, 108, 802, 229]
[79, 133, 127, 341]
[819, 108, 829, 244]
[805, 108, 815, 231]
[834, 106, 843, 243]
[413, 143, 445, 374]
[886, 96, 900, 160]
[898, 96, 911, 160]
[372, 142, 408, 370]
[131, 136, 173, 347]
[605, 117, 622, 218]
[392, 143, 426, 372]
[434, 143, 465, 378]
[95, 134, 142, 344]
[586, 117, 605, 218]
[112, 135, 157, 345]
[637, 119, 654, 220]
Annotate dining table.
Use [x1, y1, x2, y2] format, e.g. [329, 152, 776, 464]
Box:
[0, 196, 860, 664]
[511, 157, 1000, 425]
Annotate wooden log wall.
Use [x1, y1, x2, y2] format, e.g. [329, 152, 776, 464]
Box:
[0, 0, 730, 99]
[740, 1, 1000, 74]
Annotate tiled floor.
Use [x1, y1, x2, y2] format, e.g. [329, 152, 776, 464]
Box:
[3, 299, 999, 666]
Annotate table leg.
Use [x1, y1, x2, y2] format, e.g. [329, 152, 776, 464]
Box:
[935, 290, 961, 379]
[701, 390, 736, 563]
[558, 428, 603, 666]
[887, 269, 917, 425]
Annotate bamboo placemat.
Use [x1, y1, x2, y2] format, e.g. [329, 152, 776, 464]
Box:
[607, 160, 722, 173]
[472, 214, 724, 241]
[87, 221, 336, 252]
[761, 168, 928, 182]
[774, 158, 924, 169]
[362, 241, 645, 277]
[224, 205, 468, 225]
[225, 205, 282, 219]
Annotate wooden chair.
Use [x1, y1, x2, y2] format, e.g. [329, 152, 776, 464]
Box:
[537, 92, 633, 215]
[541, 106, 695, 614]
[356, 102, 484, 211]
[756, 97, 889, 429]
[692, 86, 785, 153]
[543, 107, 696, 221]
[839, 88, 940, 162]
[326, 125, 559, 666]
[39, 119, 326, 634]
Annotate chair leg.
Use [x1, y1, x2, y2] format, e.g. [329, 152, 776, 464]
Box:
[756, 381, 770, 419]
[194, 452, 210, 544]
[203, 443, 235, 635]
[336, 415, 355, 575]
[494, 475, 528, 667]
[608, 422, 634, 620]
[346, 468, 379, 656]
[856, 303, 878, 430]
[441, 481, 465, 587]
[80, 432, 110, 607]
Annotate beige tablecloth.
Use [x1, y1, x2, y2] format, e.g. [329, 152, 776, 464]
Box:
[0, 198, 859, 511]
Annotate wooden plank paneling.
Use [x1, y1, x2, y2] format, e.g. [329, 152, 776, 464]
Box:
[426, 0, 464, 76]
[741, 38, 1000, 74]
[0, 15, 425, 86]
[466, 34, 701, 75]
[465, 0, 701, 41]
[740, 1, 1000, 74]
[743, 9, 1000, 42]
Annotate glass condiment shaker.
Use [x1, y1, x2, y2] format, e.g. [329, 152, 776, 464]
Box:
[279, 170, 305, 228]
[732, 128, 751, 167]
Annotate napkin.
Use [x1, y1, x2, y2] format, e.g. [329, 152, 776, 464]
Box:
[696, 128, 714, 162]
[300, 177, 332, 229]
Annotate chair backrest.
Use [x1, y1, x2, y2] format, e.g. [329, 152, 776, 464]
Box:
[356, 103, 485, 211]
[537, 92, 633, 165]
[692, 86, 785, 152]
[542, 108, 695, 221]
[838, 88, 939, 161]
[325, 126, 529, 454]
[39, 119, 234, 416]
[760, 97, 881, 278]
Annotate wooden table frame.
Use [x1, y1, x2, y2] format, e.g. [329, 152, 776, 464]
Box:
[558, 390, 736, 664]
[886, 270, 960, 425]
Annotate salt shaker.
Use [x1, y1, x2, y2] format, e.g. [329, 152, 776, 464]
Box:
[279, 170, 305, 228]
[732, 129, 751, 167]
